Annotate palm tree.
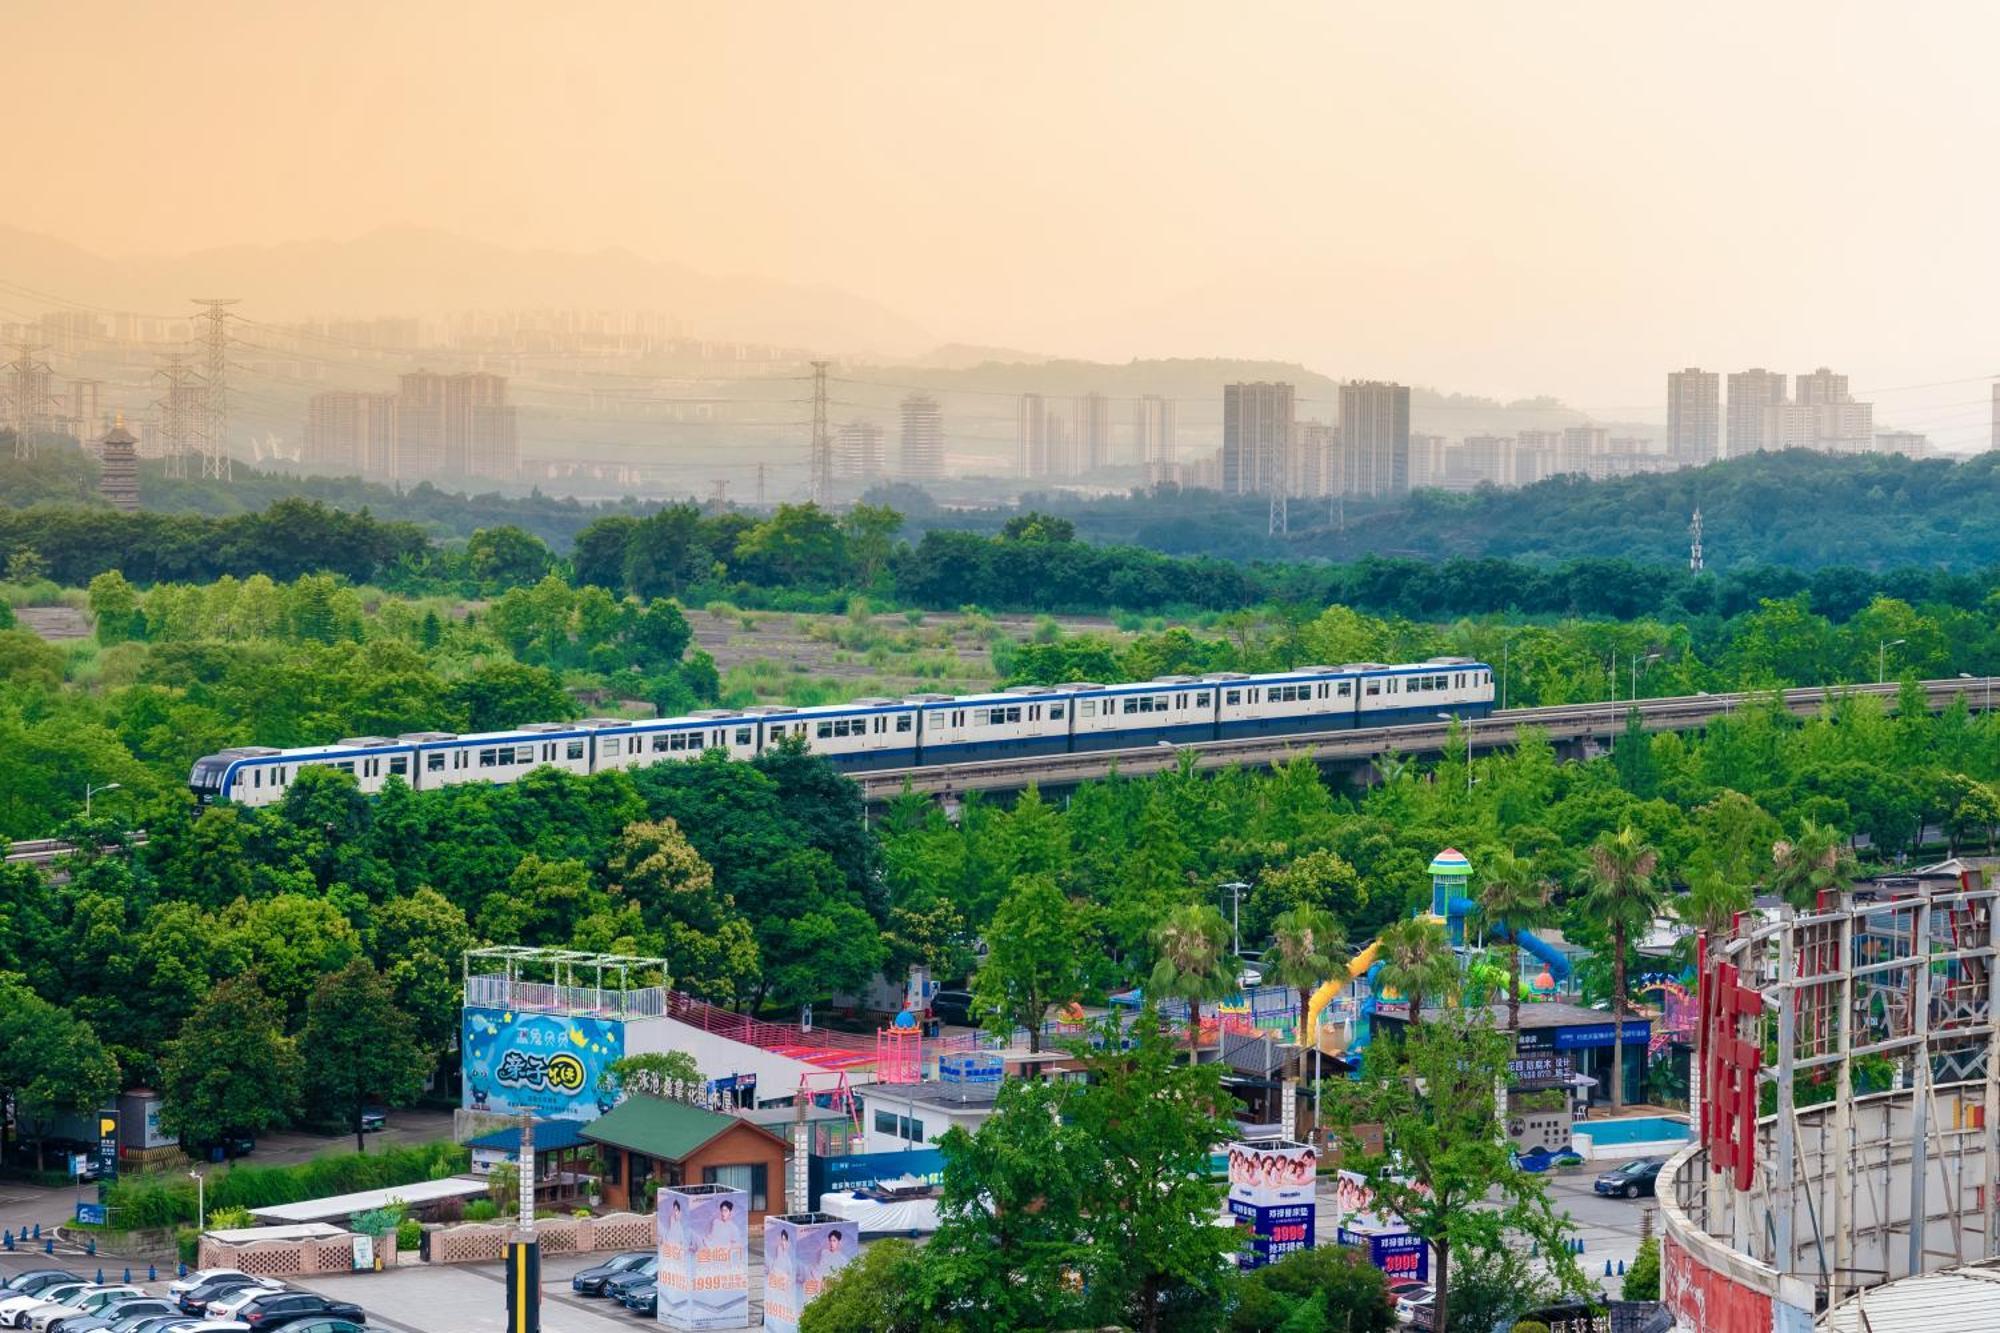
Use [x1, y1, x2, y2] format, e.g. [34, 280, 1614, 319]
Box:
[1581, 827, 1665, 1114]
[1148, 904, 1237, 1065]
[1267, 906, 1346, 1042]
[1769, 819, 1858, 909]
[1376, 916, 1458, 1030]
[1476, 849, 1556, 1033]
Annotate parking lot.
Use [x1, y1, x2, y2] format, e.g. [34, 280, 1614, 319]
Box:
[0, 1244, 745, 1333]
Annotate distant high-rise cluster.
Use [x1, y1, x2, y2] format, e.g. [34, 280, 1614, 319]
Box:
[304, 370, 517, 483]
[1134, 395, 1175, 472]
[898, 393, 943, 481]
[1339, 381, 1411, 498]
[1671, 365, 1903, 461]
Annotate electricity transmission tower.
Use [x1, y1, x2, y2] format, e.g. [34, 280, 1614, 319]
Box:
[154, 353, 199, 480]
[1268, 489, 1288, 535]
[808, 360, 832, 506]
[192, 299, 239, 481]
[4, 342, 54, 460]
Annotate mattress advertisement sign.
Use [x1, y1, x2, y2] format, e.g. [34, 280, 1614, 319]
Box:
[762, 1214, 857, 1333]
[1228, 1139, 1317, 1269]
[461, 1007, 623, 1119]
[659, 1184, 750, 1330]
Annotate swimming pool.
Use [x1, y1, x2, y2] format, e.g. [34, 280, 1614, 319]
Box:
[1582, 1116, 1690, 1146]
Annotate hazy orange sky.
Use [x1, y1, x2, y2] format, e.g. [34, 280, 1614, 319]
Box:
[9, 1, 2000, 436]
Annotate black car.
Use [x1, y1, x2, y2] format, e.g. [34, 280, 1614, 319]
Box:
[930, 989, 975, 1026]
[185, 1132, 256, 1163]
[571, 1251, 654, 1297]
[600, 1256, 659, 1301]
[1593, 1156, 1666, 1199]
[180, 1272, 273, 1315]
[2, 1271, 81, 1297]
[618, 1283, 657, 1318]
[238, 1292, 366, 1329]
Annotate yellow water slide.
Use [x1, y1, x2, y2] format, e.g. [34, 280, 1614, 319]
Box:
[1299, 937, 1384, 1051]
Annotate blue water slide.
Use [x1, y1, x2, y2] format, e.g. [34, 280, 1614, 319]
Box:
[1447, 896, 1572, 982]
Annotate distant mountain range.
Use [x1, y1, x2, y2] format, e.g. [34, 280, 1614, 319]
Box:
[0, 224, 935, 355]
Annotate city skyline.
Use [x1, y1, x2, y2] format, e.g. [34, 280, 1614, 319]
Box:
[8, 2, 2000, 433]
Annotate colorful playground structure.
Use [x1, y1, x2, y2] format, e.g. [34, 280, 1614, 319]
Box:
[1299, 848, 1576, 1059]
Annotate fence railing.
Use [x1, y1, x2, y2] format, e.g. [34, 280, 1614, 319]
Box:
[464, 974, 668, 1018]
[664, 990, 876, 1055]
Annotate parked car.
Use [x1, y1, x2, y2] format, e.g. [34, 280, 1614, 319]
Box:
[54, 1299, 181, 1333]
[203, 1288, 286, 1323]
[178, 1276, 278, 1317]
[32, 1289, 140, 1332]
[571, 1252, 654, 1297]
[1593, 1156, 1666, 1199]
[929, 989, 975, 1026]
[617, 1283, 657, 1318]
[173, 1323, 255, 1332]
[358, 1108, 386, 1133]
[1394, 1285, 1434, 1327]
[183, 1134, 256, 1163]
[283, 1321, 369, 1333]
[124, 1319, 202, 1333]
[599, 1257, 658, 1302]
[0, 1286, 87, 1331]
[235, 1293, 364, 1330]
[0, 1278, 80, 1301]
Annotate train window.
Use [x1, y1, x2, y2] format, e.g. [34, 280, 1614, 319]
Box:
[736, 726, 754, 745]
[817, 722, 833, 738]
[335, 761, 354, 774]
[1365, 681, 1381, 696]
[1049, 705, 1064, 720]
[479, 748, 500, 767]
[1122, 696, 1138, 714]
[390, 756, 407, 776]
[648, 733, 668, 752]
[1225, 690, 1241, 706]
[564, 740, 582, 760]
[1249, 688, 1262, 703]
[253, 769, 262, 788]
[1080, 700, 1097, 717]
[896, 715, 913, 732]
[1338, 682, 1352, 697]
[515, 745, 535, 763]
[427, 753, 445, 772]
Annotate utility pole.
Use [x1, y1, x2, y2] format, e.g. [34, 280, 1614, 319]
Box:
[192, 299, 239, 481]
[4, 342, 54, 460]
[504, 1111, 540, 1333]
[808, 360, 832, 507]
[154, 353, 198, 480]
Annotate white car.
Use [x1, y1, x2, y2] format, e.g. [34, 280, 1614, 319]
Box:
[175, 1324, 251, 1332]
[202, 1288, 282, 1322]
[30, 1288, 139, 1332]
[169, 1269, 255, 1298]
[0, 1288, 89, 1330]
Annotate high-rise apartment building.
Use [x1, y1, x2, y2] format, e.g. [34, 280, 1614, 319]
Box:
[1339, 381, 1410, 498]
[1134, 395, 1176, 466]
[1763, 400, 1874, 454]
[306, 390, 399, 478]
[1457, 434, 1515, 488]
[1407, 433, 1449, 489]
[1726, 369, 1787, 458]
[1291, 420, 1337, 496]
[1875, 431, 1928, 459]
[1667, 367, 1720, 466]
[1017, 393, 1050, 478]
[392, 370, 517, 481]
[1222, 382, 1295, 494]
[898, 393, 943, 481]
[1072, 392, 1109, 474]
[1557, 425, 1609, 475]
[1795, 367, 1849, 407]
[835, 419, 886, 482]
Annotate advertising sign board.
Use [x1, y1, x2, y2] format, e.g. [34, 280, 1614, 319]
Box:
[93, 1111, 118, 1180]
[1228, 1138, 1317, 1269]
[461, 1007, 624, 1119]
[659, 1183, 750, 1330]
[1336, 1225, 1429, 1281]
[761, 1213, 857, 1333]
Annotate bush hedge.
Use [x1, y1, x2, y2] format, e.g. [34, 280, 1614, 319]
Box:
[105, 1142, 468, 1230]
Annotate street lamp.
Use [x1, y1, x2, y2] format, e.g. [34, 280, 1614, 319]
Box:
[1219, 881, 1249, 957]
[1630, 651, 1662, 703]
[84, 782, 120, 819]
[189, 1169, 205, 1233]
[1878, 638, 1906, 685]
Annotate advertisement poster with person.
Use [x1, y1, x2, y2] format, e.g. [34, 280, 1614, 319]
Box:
[1226, 1138, 1318, 1269]
[763, 1214, 857, 1333]
[659, 1184, 749, 1330]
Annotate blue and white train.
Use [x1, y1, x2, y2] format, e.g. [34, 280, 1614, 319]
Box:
[189, 658, 1494, 807]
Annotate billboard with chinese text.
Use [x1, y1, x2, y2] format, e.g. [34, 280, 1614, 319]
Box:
[461, 1007, 624, 1119]
[659, 1184, 749, 1330]
[762, 1214, 856, 1333]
